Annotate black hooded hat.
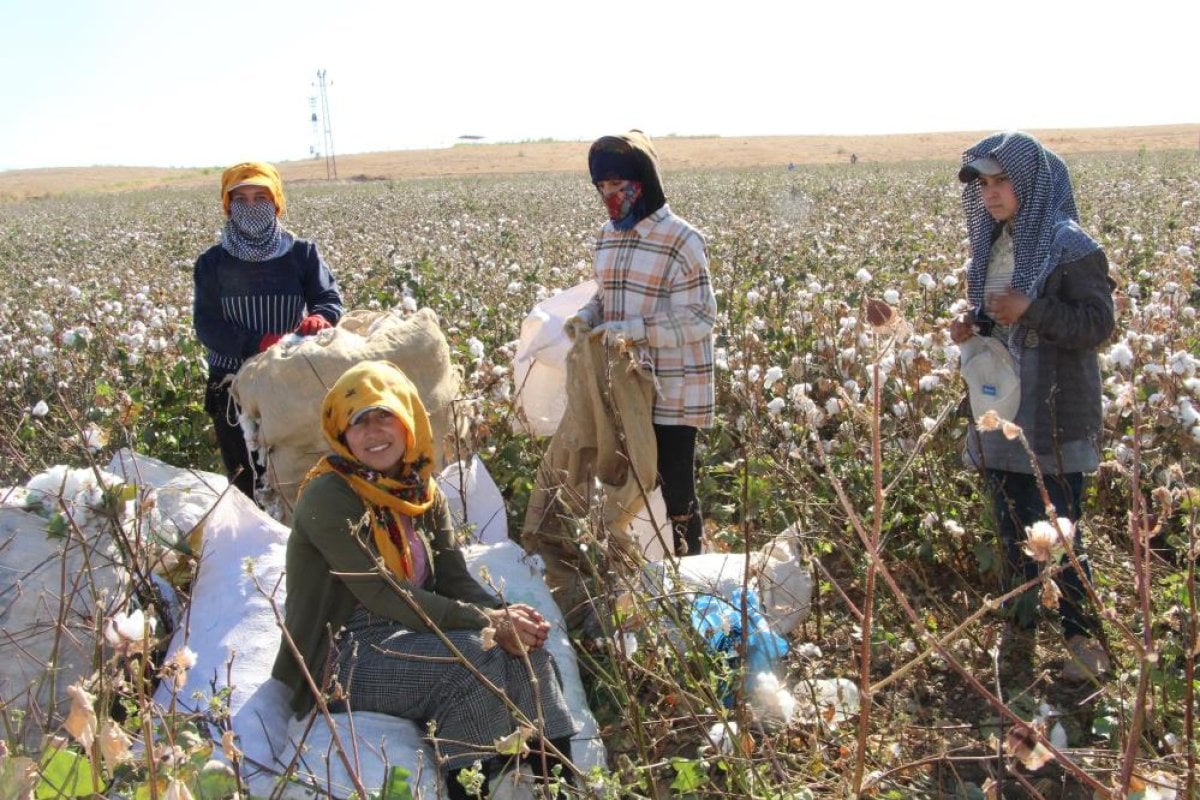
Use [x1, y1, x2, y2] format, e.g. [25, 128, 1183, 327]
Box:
[587, 130, 667, 220]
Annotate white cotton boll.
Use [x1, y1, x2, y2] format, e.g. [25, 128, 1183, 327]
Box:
[917, 273, 936, 289]
[763, 366, 784, 388]
[797, 397, 825, 426]
[855, 268, 873, 283]
[751, 672, 796, 728]
[883, 289, 900, 304]
[1178, 400, 1199, 427]
[400, 296, 418, 313]
[825, 397, 842, 416]
[745, 289, 762, 304]
[26, 465, 124, 525]
[942, 275, 959, 287]
[747, 364, 761, 383]
[1169, 350, 1197, 376]
[82, 424, 107, 452]
[1183, 307, 1197, 319]
[918, 375, 941, 392]
[704, 722, 737, 756]
[766, 397, 787, 416]
[467, 337, 485, 360]
[31, 400, 49, 417]
[1106, 342, 1134, 369]
[943, 519, 965, 537]
[714, 347, 729, 370]
[794, 642, 823, 660]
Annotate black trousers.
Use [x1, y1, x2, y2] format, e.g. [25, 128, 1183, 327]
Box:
[654, 423, 704, 556]
[205, 377, 260, 499]
[986, 469, 1096, 638]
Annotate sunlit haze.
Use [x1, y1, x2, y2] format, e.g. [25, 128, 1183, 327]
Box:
[1, 0, 1194, 170]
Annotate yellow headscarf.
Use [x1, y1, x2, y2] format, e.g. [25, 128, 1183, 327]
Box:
[220, 161, 286, 218]
[302, 361, 436, 580]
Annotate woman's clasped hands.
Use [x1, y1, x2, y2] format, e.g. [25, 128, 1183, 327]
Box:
[485, 603, 551, 655]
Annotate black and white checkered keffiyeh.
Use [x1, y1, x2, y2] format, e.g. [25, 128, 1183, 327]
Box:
[220, 199, 283, 262]
[961, 131, 1097, 312]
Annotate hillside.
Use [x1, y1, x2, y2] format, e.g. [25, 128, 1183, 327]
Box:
[1, 123, 1196, 201]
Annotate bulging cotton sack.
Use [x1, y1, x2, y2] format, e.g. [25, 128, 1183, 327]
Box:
[232, 308, 461, 522]
[958, 334, 1020, 422]
[512, 280, 598, 436]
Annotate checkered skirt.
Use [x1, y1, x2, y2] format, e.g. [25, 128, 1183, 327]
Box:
[331, 607, 578, 769]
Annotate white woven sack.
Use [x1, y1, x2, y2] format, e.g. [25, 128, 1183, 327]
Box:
[512, 280, 598, 436]
[959, 334, 1020, 422]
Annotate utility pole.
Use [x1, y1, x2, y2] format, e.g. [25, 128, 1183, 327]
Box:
[308, 95, 320, 159]
[316, 69, 337, 179]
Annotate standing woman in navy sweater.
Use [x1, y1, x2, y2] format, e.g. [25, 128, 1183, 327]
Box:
[192, 161, 343, 498]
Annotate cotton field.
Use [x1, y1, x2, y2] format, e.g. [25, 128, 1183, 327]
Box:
[1, 151, 1198, 798]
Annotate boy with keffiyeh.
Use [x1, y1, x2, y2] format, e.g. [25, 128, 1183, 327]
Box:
[948, 132, 1115, 684]
[192, 161, 343, 498]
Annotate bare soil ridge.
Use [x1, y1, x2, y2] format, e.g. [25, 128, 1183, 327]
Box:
[3, 124, 1196, 201]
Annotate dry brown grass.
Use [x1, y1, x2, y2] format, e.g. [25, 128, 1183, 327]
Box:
[3, 124, 1197, 201]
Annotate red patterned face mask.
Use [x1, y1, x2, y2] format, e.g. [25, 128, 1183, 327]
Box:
[601, 180, 643, 222]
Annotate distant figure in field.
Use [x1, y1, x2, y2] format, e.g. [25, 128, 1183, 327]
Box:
[565, 131, 718, 558]
[948, 131, 1114, 684]
[192, 161, 343, 498]
[787, 161, 796, 171]
[850, 153, 858, 164]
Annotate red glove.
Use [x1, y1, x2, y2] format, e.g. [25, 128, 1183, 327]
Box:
[258, 332, 284, 352]
[296, 314, 332, 335]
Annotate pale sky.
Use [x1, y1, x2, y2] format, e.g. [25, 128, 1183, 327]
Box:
[1, 0, 1195, 171]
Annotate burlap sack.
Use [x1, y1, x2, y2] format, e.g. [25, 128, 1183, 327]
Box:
[520, 333, 657, 627]
[232, 308, 461, 521]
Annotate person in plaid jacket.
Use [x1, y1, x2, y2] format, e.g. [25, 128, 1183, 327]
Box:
[567, 130, 718, 556]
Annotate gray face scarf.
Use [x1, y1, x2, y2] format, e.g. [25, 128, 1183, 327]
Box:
[221, 199, 283, 262]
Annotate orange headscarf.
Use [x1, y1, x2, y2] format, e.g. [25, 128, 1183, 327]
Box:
[220, 161, 286, 218]
[302, 361, 436, 580]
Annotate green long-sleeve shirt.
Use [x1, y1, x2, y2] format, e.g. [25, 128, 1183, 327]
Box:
[271, 471, 501, 716]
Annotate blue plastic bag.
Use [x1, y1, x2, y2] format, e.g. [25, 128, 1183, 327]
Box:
[688, 588, 789, 703]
